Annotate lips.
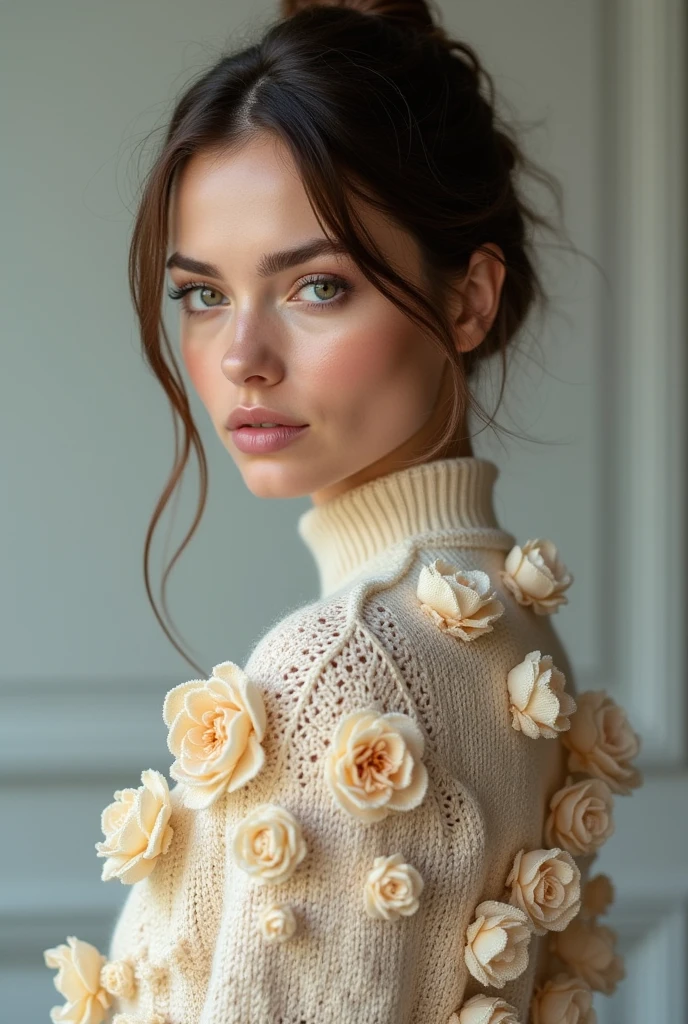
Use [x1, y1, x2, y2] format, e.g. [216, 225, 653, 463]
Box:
[231, 423, 309, 454]
[226, 407, 308, 431]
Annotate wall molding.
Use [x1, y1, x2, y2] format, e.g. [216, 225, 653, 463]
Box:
[604, 0, 687, 765]
[0, 677, 171, 777]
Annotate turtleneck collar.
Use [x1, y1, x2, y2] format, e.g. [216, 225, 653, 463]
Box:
[297, 456, 509, 598]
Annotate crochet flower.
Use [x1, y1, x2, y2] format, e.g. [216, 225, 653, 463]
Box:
[463, 900, 532, 988]
[544, 776, 614, 856]
[505, 847, 581, 935]
[500, 539, 573, 615]
[163, 660, 267, 810]
[100, 958, 136, 999]
[417, 559, 505, 640]
[530, 973, 595, 1024]
[548, 917, 625, 995]
[43, 936, 112, 1024]
[506, 651, 577, 739]
[257, 902, 298, 942]
[560, 689, 642, 794]
[324, 708, 428, 824]
[231, 802, 307, 884]
[580, 873, 615, 920]
[363, 853, 424, 920]
[449, 994, 520, 1023]
[94, 769, 174, 884]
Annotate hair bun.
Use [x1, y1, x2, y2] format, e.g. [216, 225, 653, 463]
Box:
[280, 0, 450, 48]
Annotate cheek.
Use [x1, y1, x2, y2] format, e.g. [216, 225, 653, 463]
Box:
[311, 318, 441, 431]
[181, 341, 219, 409]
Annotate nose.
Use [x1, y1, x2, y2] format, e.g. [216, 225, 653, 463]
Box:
[220, 320, 283, 389]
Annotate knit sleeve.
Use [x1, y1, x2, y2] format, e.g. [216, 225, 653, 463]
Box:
[196, 597, 489, 1024]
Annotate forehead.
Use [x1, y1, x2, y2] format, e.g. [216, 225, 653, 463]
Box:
[168, 133, 422, 281]
[169, 135, 320, 247]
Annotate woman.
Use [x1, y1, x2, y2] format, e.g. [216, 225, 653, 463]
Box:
[44, 0, 643, 1021]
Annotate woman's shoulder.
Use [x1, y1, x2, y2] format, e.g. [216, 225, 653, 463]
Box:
[243, 532, 577, 713]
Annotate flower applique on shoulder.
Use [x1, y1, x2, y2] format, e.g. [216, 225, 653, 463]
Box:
[499, 537, 573, 615]
[416, 557, 505, 640]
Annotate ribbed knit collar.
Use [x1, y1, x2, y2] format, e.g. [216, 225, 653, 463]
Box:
[297, 456, 508, 598]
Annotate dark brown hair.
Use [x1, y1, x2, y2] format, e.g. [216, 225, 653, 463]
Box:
[129, 0, 580, 673]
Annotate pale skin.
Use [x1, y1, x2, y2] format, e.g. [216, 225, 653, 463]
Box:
[167, 133, 506, 506]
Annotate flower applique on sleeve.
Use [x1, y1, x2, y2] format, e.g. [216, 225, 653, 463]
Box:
[531, 869, 625, 1010]
[162, 659, 268, 810]
[324, 706, 429, 824]
[95, 769, 174, 884]
[530, 973, 596, 1023]
[462, 899, 532, 988]
[231, 801, 308, 885]
[532, 688, 642, 1006]
[43, 936, 161, 1024]
[449, 993, 521, 1023]
[257, 901, 298, 943]
[506, 650, 577, 739]
[43, 936, 113, 1024]
[363, 852, 424, 920]
[505, 847, 581, 935]
[560, 688, 643, 794]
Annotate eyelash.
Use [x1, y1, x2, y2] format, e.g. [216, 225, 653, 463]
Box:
[166, 274, 352, 318]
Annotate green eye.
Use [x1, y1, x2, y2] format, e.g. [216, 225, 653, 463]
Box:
[167, 281, 229, 317]
[195, 287, 224, 307]
[296, 274, 351, 308]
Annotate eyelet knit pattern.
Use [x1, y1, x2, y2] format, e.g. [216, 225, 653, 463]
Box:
[45, 457, 643, 1023]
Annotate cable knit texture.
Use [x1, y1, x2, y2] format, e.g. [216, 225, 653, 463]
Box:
[47, 457, 642, 1024]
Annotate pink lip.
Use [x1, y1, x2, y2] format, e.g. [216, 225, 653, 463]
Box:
[231, 424, 309, 454]
[226, 406, 307, 431]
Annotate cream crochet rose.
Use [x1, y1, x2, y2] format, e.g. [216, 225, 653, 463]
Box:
[363, 853, 424, 920]
[548, 917, 625, 995]
[500, 539, 573, 615]
[560, 689, 642, 794]
[449, 993, 521, 1023]
[94, 768, 174, 884]
[163, 659, 267, 810]
[544, 776, 615, 856]
[506, 651, 577, 739]
[325, 708, 428, 824]
[417, 559, 505, 640]
[505, 847, 581, 935]
[530, 973, 596, 1024]
[463, 899, 532, 988]
[100, 958, 136, 999]
[232, 802, 307, 884]
[43, 936, 112, 1024]
[257, 902, 297, 942]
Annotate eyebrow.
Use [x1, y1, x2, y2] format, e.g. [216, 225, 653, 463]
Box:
[165, 238, 351, 279]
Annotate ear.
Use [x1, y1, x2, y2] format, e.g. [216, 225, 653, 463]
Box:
[446, 243, 506, 355]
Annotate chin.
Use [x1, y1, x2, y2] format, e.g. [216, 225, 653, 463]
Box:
[236, 460, 315, 501]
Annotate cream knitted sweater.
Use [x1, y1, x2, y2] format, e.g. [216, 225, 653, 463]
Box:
[44, 457, 643, 1024]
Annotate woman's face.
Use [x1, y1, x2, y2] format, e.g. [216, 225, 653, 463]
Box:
[167, 133, 462, 505]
